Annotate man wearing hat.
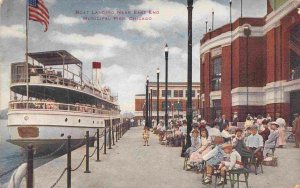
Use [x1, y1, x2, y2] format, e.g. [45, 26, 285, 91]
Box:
[245, 125, 264, 160]
[263, 122, 280, 158]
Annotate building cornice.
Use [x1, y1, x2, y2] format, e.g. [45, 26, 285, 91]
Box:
[200, 0, 300, 55]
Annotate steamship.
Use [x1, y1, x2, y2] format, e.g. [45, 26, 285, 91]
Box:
[7, 50, 121, 153]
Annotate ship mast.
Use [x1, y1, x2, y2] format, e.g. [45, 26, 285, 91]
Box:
[25, 0, 29, 108]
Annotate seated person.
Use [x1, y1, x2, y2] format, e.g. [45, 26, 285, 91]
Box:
[187, 128, 212, 170]
[185, 129, 201, 156]
[221, 124, 235, 143]
[202, 136, 224, 184]
[232, 129, 251, 164]
[259, 119, 270, 143]
[243, 127, 252, 144]
[217, 144, 244, 185]
[245, 125, 264, 161]
[263, 122, 280, 159]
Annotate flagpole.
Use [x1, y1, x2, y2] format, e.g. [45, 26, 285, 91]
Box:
[26, 0, 29, 108]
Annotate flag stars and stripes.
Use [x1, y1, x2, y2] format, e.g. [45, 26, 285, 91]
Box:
[28, 0, 49, 32]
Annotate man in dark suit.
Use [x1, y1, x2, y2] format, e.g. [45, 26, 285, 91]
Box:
[219, 114, 229, 131]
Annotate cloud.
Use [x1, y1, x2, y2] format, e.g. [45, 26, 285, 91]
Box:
[0, 25, 25, 39]
[71, 48, 115, 61]
[122, 0, 266, 38]
[49, 31, 127, 48]
[101, 65, 145, 112]
[53, 14, 86, 26]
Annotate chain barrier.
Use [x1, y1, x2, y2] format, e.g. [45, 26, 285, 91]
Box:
[49, 168, 67, 188]
[71, 155, 86, 172]
[34, 140, 68, 160]
[89, 142, 104, 158]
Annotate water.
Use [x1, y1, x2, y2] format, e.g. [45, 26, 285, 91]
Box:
[0, 120, 25, 185]
[0, 120, 60, 186]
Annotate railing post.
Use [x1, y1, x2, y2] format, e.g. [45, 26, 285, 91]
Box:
[104, 127, 107, 154]
[112, 125, 115, 146]
[67, 136, 71, 188]
[108, 124, 112, 149]
[118, 124, 121, 140]
[84, 131, 91, 173]
[96, 129, 100, 162]
[27, 144, 34, 188]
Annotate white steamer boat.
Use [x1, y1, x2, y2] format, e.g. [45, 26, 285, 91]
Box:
[7, 50, 121, 154]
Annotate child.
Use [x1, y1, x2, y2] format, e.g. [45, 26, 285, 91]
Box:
[202, 136, 224, 184]
[143, 126, 150, 146]
[216, 144, 243, 185]
[185, 129, 201, 156]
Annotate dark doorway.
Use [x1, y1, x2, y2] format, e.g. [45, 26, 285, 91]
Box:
[290, 91, 300, 124]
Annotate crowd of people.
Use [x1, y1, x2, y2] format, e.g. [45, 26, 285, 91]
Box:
[145, 112, 300, 186]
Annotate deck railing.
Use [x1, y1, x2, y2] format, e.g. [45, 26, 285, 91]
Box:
[9, 101, 120, 116]
[11, 68, 118, 103]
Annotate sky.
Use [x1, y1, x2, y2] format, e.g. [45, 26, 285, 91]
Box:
[0, 0, 267, 113]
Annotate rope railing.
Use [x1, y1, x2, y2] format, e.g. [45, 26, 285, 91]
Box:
[49, 168, 67, 188]
[71, 155, 86, 172]
[12, 121, 131, 188]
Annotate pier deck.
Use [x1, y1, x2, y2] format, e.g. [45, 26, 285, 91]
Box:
[31, 126, 300, 188]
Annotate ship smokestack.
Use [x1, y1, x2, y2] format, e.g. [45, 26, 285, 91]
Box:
[92, 62, 101, 88]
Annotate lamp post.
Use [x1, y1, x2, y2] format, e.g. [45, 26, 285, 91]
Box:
[186, 0, 193, 148]
[241, 0, 243, 18]
[177, 99, 180, 119]
[172, 103, 174, 119]
[243, 26, 251, 116]
[145, 76, 149, 128]
[197, 93, 200, 115]
[212, 9, 214, 30]
[157, 68, 160, 126]
[230, 0, 233, 121]
[165, 44, 169, 130]
[205, 19, 208, 33]
[150, 89, 153, 127]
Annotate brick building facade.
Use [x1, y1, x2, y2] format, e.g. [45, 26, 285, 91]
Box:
[200, 0, 300, 123]
[135, 82, 200, 120]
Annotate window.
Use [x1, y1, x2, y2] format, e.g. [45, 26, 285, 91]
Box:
[212, 99, 222, 120]
[152, 90, 157, 97]
[174, 90, 179, 97]
[162, 101, 171, 111]
[162, 90, 171, 97]
[212, 57, 222, 91]
[152, 102, 157, 111]
[174, 90, 183, 97]
[185, 90, 195, 97]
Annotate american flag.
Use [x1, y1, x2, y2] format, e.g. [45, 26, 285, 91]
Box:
[28, 0, 49, 32]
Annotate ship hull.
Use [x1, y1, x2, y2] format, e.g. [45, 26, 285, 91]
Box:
[7, 110, 115, 155]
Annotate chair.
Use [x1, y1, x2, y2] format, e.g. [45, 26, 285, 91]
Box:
[183, 154, 189, 170]
[249, 152, 263, 175]
[226, 168, 249, 188]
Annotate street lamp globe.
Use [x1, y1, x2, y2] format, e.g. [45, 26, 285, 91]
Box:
[165, 44, 169, 53]
[157, 68, 160, 74]
[243, 25, 251, 36]
[146, 75, 149, 81]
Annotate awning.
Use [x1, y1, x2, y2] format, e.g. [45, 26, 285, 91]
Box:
[28, 50, 82, 66]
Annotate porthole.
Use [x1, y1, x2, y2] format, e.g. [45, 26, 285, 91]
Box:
[65, 118, 68, 122]
[78, 119, 81, 123]
[24, 116, 29, 121]
[93, 120, 95, 124]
